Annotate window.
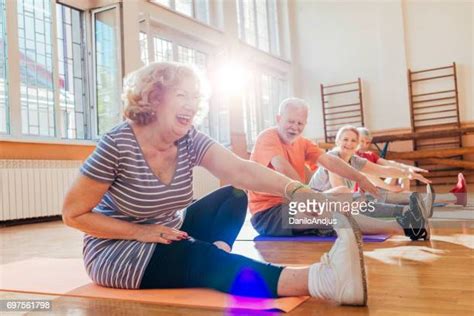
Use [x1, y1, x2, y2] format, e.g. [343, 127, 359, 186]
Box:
[175, 0, 192, 17]
[152, 0, 170, 7]
[255, 0, 269, 52]
[3, 1, 125, 141]
[177, 45, 207, 71]
[139, 26, 230, 145]
[237, 0, 279, 55]
[153, 37, 173, 62]
[243, 77, 258, 148]
[244, 70, 288, 149]
[18, 0, 55, 136]
[150, 0, 210, 24]
[139, 32, 148, 65]
[175, 44, 212, 138]
[92, 6, 122, 136]
[56, 4, 88, 139]
[213, 101, 230, 145]
[0, 0, 8, 134]
[5, 1, 92, 139]
[194, 0, 209, 23]
[237, 0, 256, 46]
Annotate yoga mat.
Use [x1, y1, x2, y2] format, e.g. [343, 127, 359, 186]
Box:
[236, 221, 390, 242]
[0, 258, 308, 313]
[432, 210, 474, 220]
[249, 234, 390, 242]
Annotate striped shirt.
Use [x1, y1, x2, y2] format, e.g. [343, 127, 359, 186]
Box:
[80, 121, 215, 289]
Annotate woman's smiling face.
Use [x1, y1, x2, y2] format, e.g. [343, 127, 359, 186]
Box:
[337, 130, 359, 156]
[153, 77, 202, 139]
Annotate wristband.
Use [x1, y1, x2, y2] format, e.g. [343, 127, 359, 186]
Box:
[284, 181, 308, 200]
[289, 183, 307, 199]
[284, 181, 301, 200]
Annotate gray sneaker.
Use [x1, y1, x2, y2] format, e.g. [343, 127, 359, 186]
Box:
[397, 192, 431, 241]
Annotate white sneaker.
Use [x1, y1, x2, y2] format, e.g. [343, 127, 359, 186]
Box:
[308, 212, 367, 306]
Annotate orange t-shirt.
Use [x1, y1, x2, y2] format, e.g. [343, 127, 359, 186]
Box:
[248, 127, 324, 214]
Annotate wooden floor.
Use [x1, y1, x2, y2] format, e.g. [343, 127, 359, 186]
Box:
[1, 188, 473, 315]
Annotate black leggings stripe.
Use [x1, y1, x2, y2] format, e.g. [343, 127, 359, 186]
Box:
[139, 186, 283, 298]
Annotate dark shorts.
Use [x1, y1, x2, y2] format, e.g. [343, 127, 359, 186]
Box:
[250, 204, 336, 237]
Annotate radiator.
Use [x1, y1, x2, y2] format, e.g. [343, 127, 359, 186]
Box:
[0, 160, 220, 221]
[0, 160, 82, 221]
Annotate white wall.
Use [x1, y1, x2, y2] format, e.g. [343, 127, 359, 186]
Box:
[289, 0, 473, 140]
[402, 0, 473, 123]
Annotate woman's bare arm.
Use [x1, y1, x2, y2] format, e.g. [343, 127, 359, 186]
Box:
[200, 143, 380, 197]
[200, 143, 291, 196]
[62, 174, 187, 243]
[361, 160, 431, 184]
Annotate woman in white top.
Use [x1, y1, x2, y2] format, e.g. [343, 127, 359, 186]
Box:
[310, 125, 433, 241]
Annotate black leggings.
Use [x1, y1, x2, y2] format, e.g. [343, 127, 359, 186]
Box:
[139, 186, 284, 298]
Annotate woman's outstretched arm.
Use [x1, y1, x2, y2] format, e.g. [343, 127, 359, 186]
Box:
[200, 143, 379, 197]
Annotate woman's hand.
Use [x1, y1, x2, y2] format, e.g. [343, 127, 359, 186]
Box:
[357, 174, 381, 198]
[409, 166, 429, 173]
[134, 224, 189, 244]
[385, 184, 405, 193]
[408, 170, 432, 184]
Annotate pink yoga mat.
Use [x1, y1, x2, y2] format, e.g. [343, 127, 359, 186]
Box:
[0, 258, 308, 312]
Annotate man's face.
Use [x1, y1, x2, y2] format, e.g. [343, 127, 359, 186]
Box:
[276, 105, 308, 144]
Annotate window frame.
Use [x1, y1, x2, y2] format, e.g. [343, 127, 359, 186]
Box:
[243, 67, 289, 151]
[90, 4, 122, 139]
[237, 0, 280, 56]
[0, 0, 9, 135]
[56, 2, 91, 140]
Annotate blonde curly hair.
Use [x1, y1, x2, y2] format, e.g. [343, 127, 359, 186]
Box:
[122, 62, 209, 125]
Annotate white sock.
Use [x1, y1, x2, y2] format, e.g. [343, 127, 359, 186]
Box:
[308, 260, 336, 300]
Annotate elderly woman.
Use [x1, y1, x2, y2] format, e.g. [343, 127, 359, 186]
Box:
[357, 127, 467, 206]
[356, 127, 428, 192]
[62, 62, 381, 306]
[309, 126, 432, 241]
